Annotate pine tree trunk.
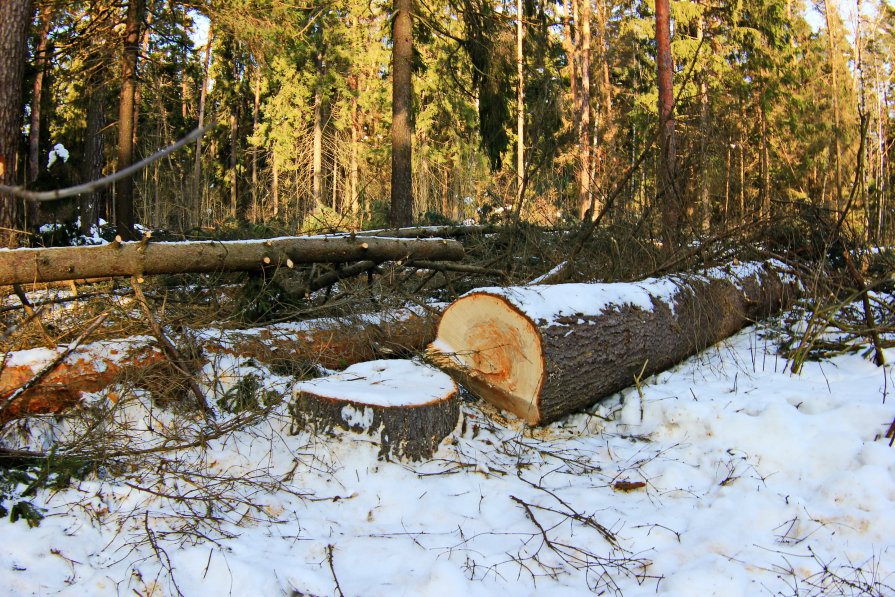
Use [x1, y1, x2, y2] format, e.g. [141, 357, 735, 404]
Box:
[115, 0, 145, 241]
[516, 0, 525, 209]
[272, 151, 279, 218]
[576, 0, 593, 220]
[313, 29, 325, 210]
[656, 0, 680, 247]
[390, 0, 414, 227]
[192, 24, 213, 230]
[81, 64, 107, 235]
[252, 67, 261, 223]
[27, 5, 52, 187]
[0, 0, 32, 248]
[823, 0, 844, 211]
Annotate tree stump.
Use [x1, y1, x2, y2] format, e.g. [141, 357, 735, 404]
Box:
[427, 261, 800, 425]
[291, 359, 459, 461]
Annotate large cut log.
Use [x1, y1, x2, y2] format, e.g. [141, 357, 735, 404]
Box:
[427, 261, 800, 425]
[0, 308, 439, 423]
[0, 235, 464, 285]
[291, 359, 459, 461]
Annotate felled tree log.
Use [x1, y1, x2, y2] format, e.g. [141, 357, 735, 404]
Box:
[0, 308, 439, 423]
[427, 261, 800, 426]
[291, 360, 459, 461]
[0, 338, 166, 425]
[207, 307, 439, 370]
[0, 235, 464, 285]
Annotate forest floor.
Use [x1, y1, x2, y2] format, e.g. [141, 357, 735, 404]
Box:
[0, 289, 893, 596]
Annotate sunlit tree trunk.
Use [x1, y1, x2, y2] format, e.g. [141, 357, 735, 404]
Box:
[516, 0, 524, 209]
[192, 24, 213, 229]
[349, 91, 359, 217]
[390, 0, 414, 227]
[576, 0, 592, 220]
[656, 0, 680, 247]
[115, 0, 145, 240]
[251, 66, 261, 224]
[823, 0, 844, 211]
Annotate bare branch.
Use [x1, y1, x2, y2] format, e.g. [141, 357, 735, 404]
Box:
[0, 126, 208, 202]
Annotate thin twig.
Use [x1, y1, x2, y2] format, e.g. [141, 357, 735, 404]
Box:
[0, 126, 208, 202]
[326, 544, 345, 597]
[11, 283, 56, 347]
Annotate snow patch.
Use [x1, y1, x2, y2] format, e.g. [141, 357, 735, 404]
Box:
[340, 404, 375, 429]
[47, 143, 69, 168]
[294, 359, 455, 407]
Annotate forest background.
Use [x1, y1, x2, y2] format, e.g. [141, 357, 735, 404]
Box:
[0, 0, 893, 249]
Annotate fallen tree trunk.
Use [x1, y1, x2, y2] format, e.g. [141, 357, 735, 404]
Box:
[0, 337, 166, 426]
[0, 307, 439, 423]
[0, 235, 464, 285]
[291, 359, 459, 461]
[427, 261, 800, 425]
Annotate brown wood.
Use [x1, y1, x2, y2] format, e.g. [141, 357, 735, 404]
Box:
[291, 360, 459, 461]
[0, 333, 164, 426]
[0, 236, 464, 285]
[428, 262, 800, 425]
[0, 307, 438, 423]
[656, 0, 681, 246]
[390, 0, 414, 227]
[115, 0, 145, 240]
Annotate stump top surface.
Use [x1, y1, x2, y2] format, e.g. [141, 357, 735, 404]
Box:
[294, 359, 456, 407]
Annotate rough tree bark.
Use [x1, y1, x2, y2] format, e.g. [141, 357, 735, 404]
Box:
[115, 0, 145, 240]
[192, 24, 213, 229]
[576, 0, 593, 220]
[427, 261, 800, 425]
[81, 54, 108, 235]
[0, 235, 464, 285]
[0, 0, 33, 248]
[291, 360, 459, 461]
[390, 0, 414, 227]
[26, 3, 53, 229]
[656, 0, 681, 247]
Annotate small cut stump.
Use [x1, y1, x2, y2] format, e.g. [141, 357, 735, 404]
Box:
[427, 260, 800, 426]
[291, 360, 459, 461]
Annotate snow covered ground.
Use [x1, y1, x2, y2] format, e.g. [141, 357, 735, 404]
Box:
[0, 316, 893, 596]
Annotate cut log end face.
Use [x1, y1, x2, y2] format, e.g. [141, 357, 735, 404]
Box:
[290, 360, 459, 461]
[427, 293, 544, 425]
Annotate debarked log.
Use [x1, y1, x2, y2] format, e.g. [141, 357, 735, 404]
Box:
[427, 260, 800, 426]
[291, 359, 459, 461]
[0, 338, 166, 425]
[0, 308, 440, 423]
[0, 235, 464, 285]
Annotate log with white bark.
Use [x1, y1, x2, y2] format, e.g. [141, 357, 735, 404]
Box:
[427, 261, 800, 425]
[0, 235, 464, 285]
[291, 360, 459, 461]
